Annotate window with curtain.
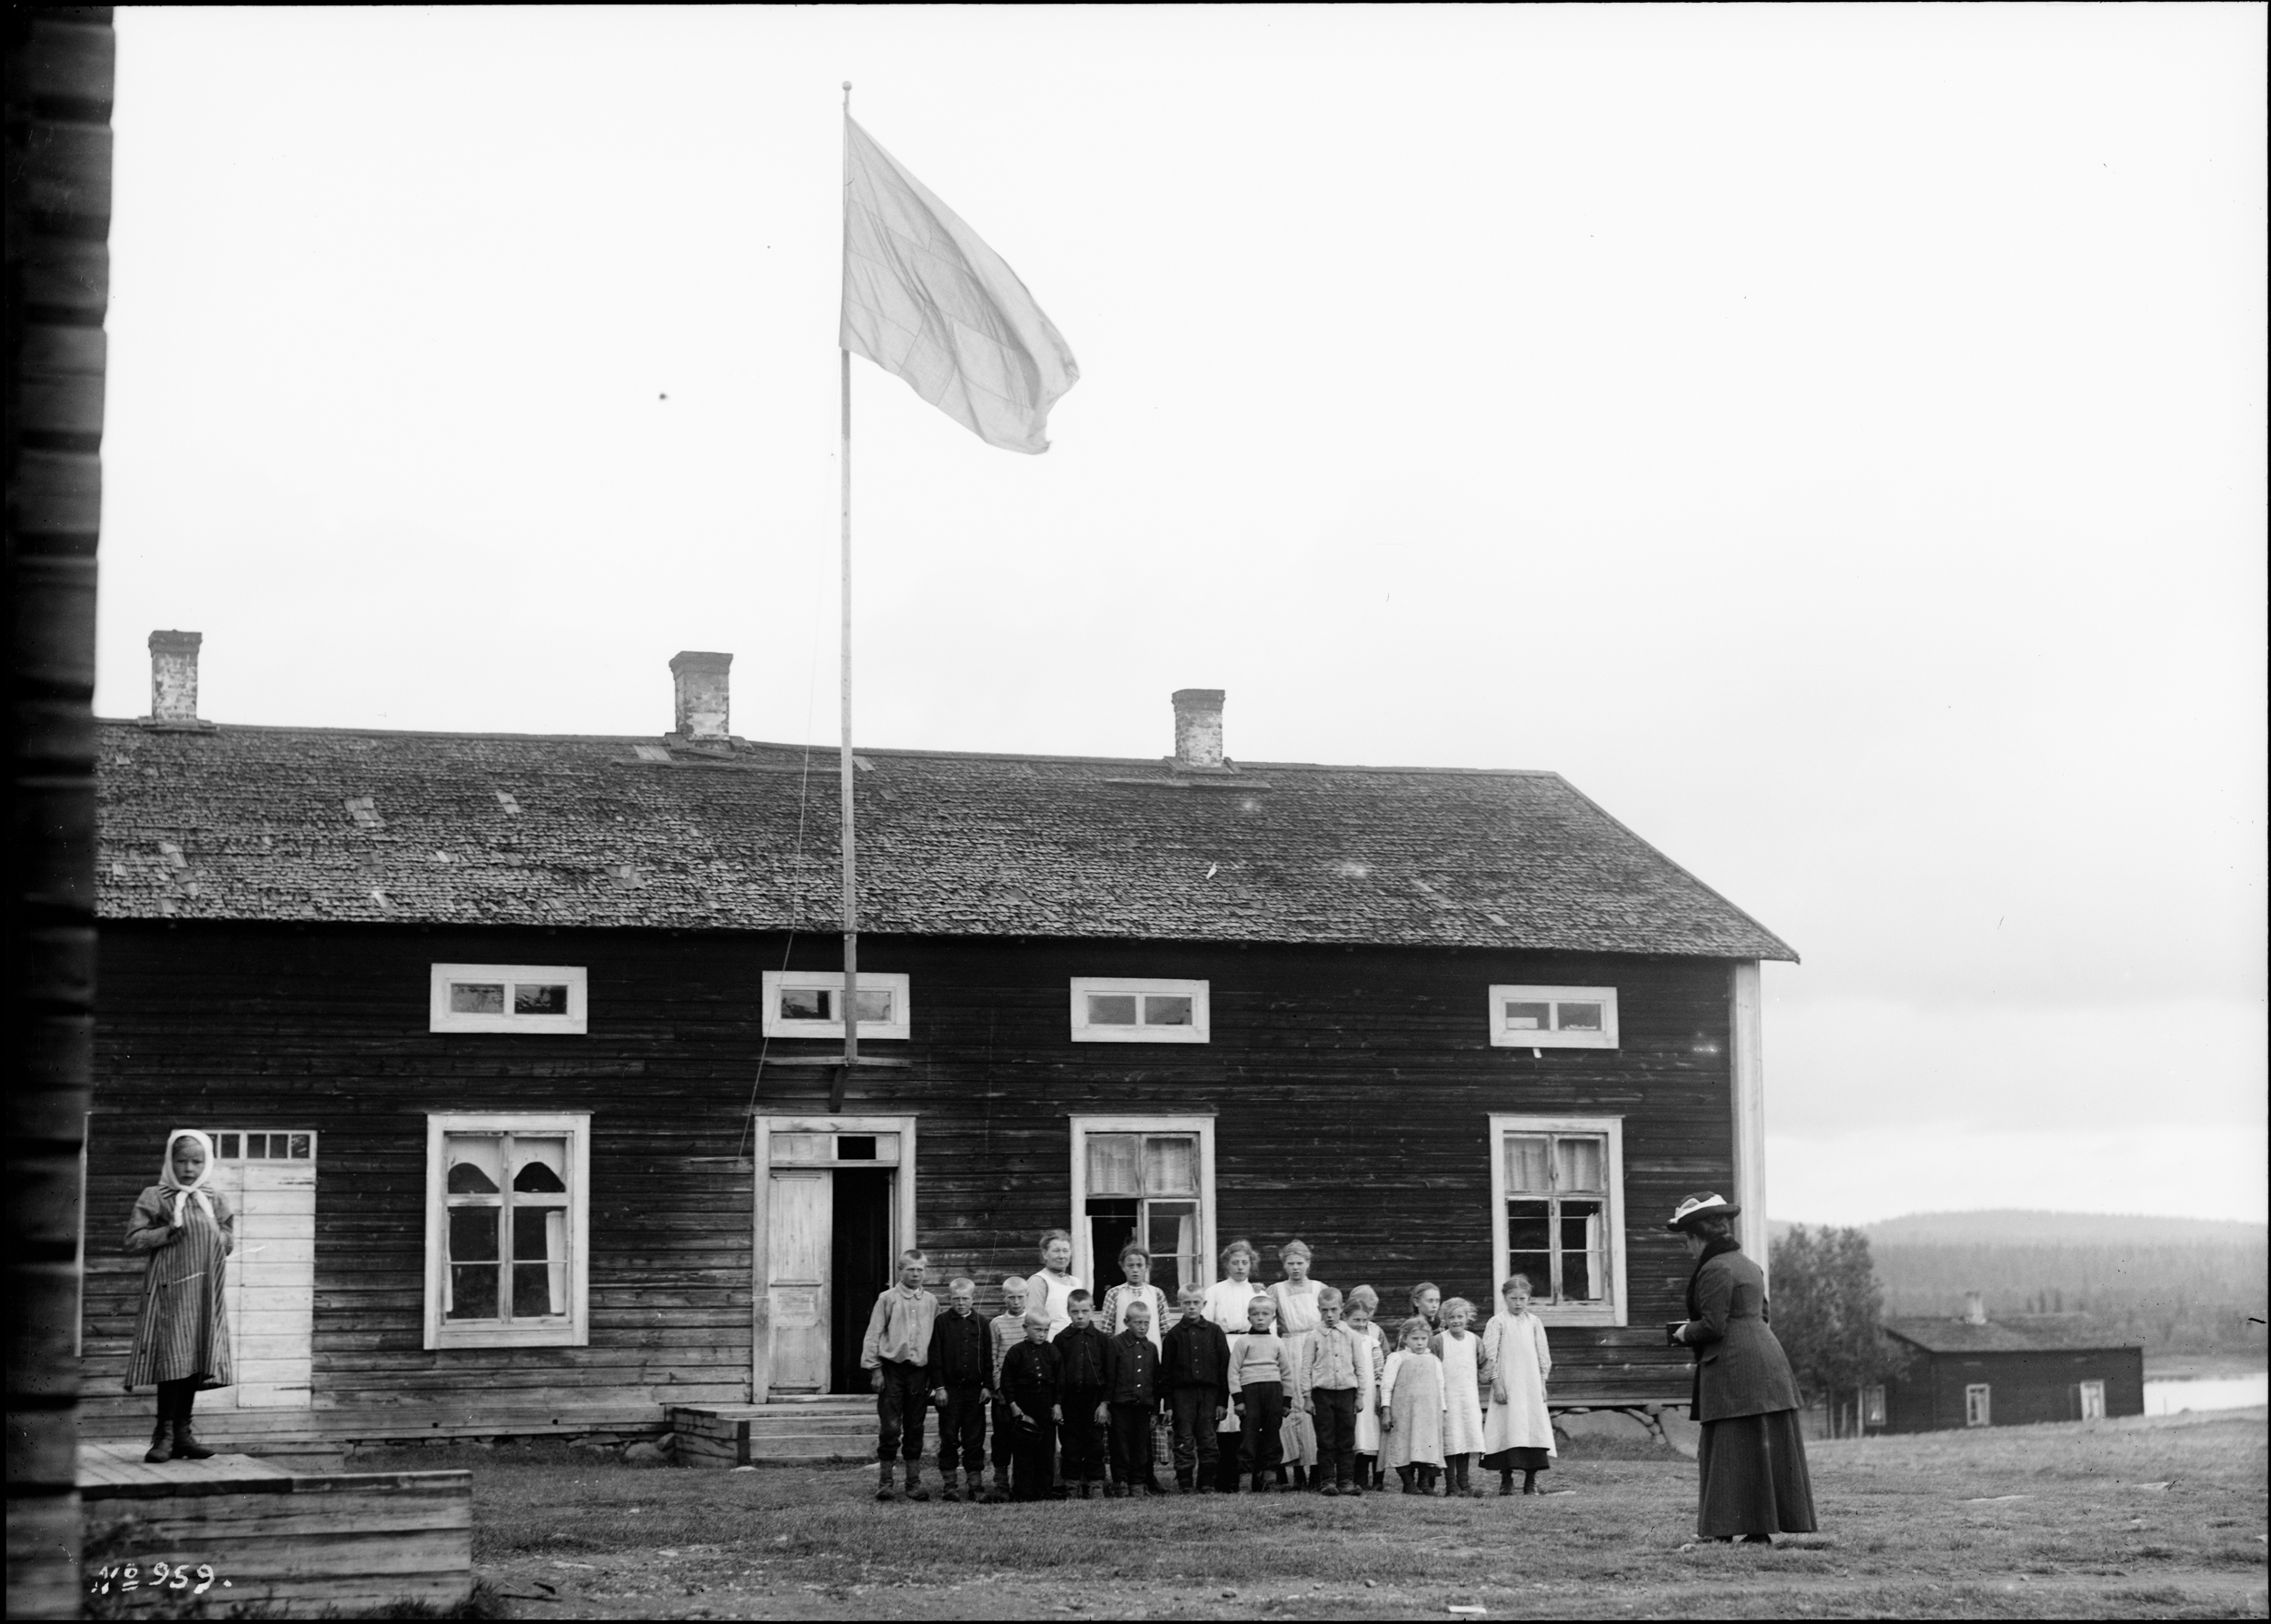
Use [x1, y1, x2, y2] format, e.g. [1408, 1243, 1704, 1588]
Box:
[1503, 1131, 1609, 1306]
[426, 1114, 589, 1348]
[1083, 1132, 1204, 1301]
[1488, 1114, 1626, 1323]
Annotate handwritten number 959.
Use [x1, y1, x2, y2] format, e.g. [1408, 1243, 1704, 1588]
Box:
[91, 1561, 216, 1595]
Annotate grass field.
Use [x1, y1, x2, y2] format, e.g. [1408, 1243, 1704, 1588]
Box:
[353, 1408, 2268, 1620]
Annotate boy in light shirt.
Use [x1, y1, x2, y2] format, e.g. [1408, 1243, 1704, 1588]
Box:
[1228, 1295, 1294, 1493]
[982, 1275, 1028, 1503]
[1302, 1285, 1368, 1496]
[858, 1248, 940, 1501]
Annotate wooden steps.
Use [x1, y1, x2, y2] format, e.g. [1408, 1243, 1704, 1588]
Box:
[670, 1399, 877, 1467]
[78, 1442, 471, 1613]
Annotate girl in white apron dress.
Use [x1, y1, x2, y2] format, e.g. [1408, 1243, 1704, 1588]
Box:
[1480, 1273, 1557, 1494]
[1346, 1284, 1388, 1489]
[1433, 1296, 1490, 1498]
[1382, 1315, 1446, 1492]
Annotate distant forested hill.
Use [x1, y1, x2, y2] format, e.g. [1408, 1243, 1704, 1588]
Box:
[1863, 1211, 2266, 1247]
[1769, 1211, 2269, 1356]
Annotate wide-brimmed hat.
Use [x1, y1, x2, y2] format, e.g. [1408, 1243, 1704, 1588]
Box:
[1667, 1191, 1740, 1232]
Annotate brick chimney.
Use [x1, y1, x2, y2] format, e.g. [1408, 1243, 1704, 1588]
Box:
[669, 651, 732, 744]
[1172, 688, 1226, 771]
[148, 630, 203, 724]
[1962, 1291, 1987, 1325]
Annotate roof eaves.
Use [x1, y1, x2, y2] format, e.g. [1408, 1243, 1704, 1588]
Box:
[1546, 772, 1800, 964]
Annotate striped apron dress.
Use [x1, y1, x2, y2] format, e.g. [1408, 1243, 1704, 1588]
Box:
[124, 1184, 235, 1391]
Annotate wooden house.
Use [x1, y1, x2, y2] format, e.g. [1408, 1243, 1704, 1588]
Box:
[81, 637, 1797, 1452]
[1878, 1296, 2146, 1431]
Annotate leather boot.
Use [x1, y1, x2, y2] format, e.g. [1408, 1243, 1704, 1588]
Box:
[939, 1468, 962, 1502]
[876, 1462, 898, 1501]
[982, 1469, 1008, 1504]
[902, 1461, 929, 1502]
[171, 1419, 215, 1461]
[144, 1419, 174, 1464]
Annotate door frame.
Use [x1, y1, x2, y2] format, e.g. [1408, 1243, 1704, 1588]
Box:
[751, 1114, 919, 1402]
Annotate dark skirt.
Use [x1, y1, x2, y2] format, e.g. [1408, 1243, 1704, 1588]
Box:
[1695, 1409, 1816, 1538]
[1480, 1446, 1551, 1473]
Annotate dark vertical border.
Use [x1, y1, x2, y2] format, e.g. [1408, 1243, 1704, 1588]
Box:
[6, 6, 113, 1617]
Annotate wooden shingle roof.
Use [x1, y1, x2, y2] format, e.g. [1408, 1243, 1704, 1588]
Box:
[1883, 1317, 2145, 1354]
[94, 721, 1797, 959]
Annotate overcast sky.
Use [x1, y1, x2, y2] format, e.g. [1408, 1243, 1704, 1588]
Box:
[98, 6, 2266, 1224]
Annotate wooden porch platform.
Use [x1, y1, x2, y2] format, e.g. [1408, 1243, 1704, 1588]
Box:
[78, 1442, 472, 1613]
[74, 1401, 668, 1459]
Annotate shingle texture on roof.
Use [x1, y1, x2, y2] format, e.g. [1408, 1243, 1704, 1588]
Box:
[1883, 1317, 2144, 1354]
[94, 722, 1796, 958]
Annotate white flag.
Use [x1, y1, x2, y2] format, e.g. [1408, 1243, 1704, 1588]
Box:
[840, 116, 1079, 454]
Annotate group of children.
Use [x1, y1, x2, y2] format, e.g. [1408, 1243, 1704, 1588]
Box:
[858, 1232, 1560, 1504]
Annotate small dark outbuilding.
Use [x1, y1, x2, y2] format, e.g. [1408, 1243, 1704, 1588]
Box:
[1879, 1302, 2145, 1432]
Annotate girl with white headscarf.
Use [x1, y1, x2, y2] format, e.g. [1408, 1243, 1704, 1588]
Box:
[124, 1129, 235, 1462]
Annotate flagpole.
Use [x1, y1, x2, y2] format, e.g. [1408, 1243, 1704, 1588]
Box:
[838, 82, 859, 1078]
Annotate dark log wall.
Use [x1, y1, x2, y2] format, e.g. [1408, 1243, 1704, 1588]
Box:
[1884, 1347, 2147, 1432]
[87, 922, 1739, 1415]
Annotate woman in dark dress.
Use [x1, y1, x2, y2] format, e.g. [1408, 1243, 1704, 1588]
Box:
[1668, 1191, 1816, 1544]
[124, 1129, 235, 1462]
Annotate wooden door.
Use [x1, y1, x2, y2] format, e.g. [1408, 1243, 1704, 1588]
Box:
[766, 1172, 831, 1393]
[202, 1132, 317, 1411]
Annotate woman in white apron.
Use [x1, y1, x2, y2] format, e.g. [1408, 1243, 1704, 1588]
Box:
[1266, 1240, 1327, 1480]
[1202, 1239, 1268, 1491]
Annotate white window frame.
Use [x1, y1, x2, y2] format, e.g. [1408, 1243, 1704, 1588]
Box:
[1066, 1115, 1217, 1300]
[208, 1129, 316, 1162]
[429, 964, 588, 1035]
[1965, 1383, 1992, 1427]
[1487, 1114, 1628, 1327]
[760, 970, 911, 1041]
[1487, 985, 1620, 1050]
[423, 1112, 591, 1351]
[1068, 977, 1211, 1044]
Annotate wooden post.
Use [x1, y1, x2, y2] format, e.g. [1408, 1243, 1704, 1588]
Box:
[838, 84, 858, 1087]
[1729, 960, 1769, 1288]
[5, 8, 114, 1615]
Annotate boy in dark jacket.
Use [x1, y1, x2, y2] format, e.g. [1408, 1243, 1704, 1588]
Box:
[997, 1311, 1063, 1502]
[1053, 1289, 1114, 1499]
[1102, 1299, 1167, 1496]
[926, 1276, 991, 1502]
[1163, 1282, 1233, 1491]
